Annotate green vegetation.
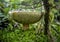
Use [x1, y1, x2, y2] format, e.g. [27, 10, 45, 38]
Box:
[0, 0, 60, 42]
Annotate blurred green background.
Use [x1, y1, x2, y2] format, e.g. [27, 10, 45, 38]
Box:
[0, 0, 60, 42]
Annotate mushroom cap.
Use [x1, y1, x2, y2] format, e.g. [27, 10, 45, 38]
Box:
[9, 10, 42, 24]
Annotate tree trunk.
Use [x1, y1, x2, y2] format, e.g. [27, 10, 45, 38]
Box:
[42, 0, 55, 42]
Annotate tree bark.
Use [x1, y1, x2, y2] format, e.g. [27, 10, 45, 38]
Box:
[42, 0, 50, 35]
[42, 0, 55, 42]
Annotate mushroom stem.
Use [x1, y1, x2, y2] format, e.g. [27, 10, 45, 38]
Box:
[23, 24, 29, 30]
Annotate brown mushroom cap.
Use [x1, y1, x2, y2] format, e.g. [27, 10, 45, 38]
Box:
[9, 11, 42, 24]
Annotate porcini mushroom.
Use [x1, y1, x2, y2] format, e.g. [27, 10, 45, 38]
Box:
[9, 9, 44, 30]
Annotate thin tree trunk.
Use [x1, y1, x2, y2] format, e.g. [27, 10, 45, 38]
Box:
[42, 0, 50, 35]
[42, 0, 55, 42]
